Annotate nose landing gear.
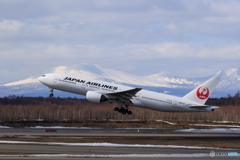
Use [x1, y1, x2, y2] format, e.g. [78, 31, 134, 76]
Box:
[114, 106, 132, 115]
[49, 88, 54, 97]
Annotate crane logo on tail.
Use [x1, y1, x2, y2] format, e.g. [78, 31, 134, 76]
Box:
[196, 86, 209, 99]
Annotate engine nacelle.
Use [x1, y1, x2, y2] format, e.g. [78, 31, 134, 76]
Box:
[86, 91, 108, 103]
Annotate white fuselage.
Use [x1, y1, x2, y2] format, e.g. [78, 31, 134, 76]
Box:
[38, 73, 214, 112]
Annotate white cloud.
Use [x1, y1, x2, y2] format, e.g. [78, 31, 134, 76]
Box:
[116, 43, 240, 60]
[53, 66, 68, 73]
[1, 77, 38, 86]
[0, 0, 240, 83]
[0, 20, 23, 31]
[163, 23, 178, 31]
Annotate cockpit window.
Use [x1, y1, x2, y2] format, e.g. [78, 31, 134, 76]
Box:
[42, 75, 46, 77]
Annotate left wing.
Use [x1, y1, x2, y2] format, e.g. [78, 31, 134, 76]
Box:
[104, 88, 142, 104]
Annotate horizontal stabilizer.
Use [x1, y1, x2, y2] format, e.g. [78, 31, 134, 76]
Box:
[188, 105, 219, 109]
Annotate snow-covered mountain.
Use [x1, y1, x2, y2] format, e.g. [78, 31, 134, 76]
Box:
[1, 63, 240, 97]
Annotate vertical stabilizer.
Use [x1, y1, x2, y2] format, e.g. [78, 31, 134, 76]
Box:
[183, 76, 220, 104]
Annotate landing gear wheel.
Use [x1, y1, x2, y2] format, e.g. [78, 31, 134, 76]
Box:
[120, 108, 128, 115]
[114, 106, 133, 115]
[122, 111, 126, 115]
[127, 111, 132, 115]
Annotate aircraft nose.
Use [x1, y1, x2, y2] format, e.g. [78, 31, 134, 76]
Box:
[38, 74, 46, 84]
[38, 76, 42, 82]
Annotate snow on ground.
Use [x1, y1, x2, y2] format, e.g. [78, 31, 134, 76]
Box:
[175, 128, 240, 133]
[0, 126, 11, 128]
[27, 126, 94, 129]
[0, 141, 225, 150]
[189, 124, 240, 128]
[0, 153, 210, 158]
[28, 126, 158, 129]
[155, 120, 176, 125]
[212, 121, 236, 123]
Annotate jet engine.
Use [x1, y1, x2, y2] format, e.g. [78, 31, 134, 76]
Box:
[86, 91, 108, 103]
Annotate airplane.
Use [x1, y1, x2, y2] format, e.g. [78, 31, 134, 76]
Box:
[38, 73, 220, 115]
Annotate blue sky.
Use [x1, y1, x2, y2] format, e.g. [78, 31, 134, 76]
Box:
[1, 0, 240, 84]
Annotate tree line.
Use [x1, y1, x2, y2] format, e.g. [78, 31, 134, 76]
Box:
[0, 94, 239, 122]
[3, 92, 240, 106]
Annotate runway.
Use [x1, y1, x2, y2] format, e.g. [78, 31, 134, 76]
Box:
[0, 127, 239, 160]
[0, 127, 240, 137]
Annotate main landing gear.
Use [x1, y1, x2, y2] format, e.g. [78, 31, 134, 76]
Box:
[49, 88, 54, 97]
[114, 106, 132, 115]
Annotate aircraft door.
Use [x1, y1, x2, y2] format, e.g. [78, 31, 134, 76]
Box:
[172, 100, 178, 111]
[173, 100, 177, 106]
[79, 84, 87, 94]
[53, 76, 58, 83]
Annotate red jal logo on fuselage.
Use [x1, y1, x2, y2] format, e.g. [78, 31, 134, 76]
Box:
[196, 86, 209, 99]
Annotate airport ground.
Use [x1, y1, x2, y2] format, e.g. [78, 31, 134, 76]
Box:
[1, 119, 240, 129]
[1, 94, 240, 159]
[0, 127, 239, 160]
